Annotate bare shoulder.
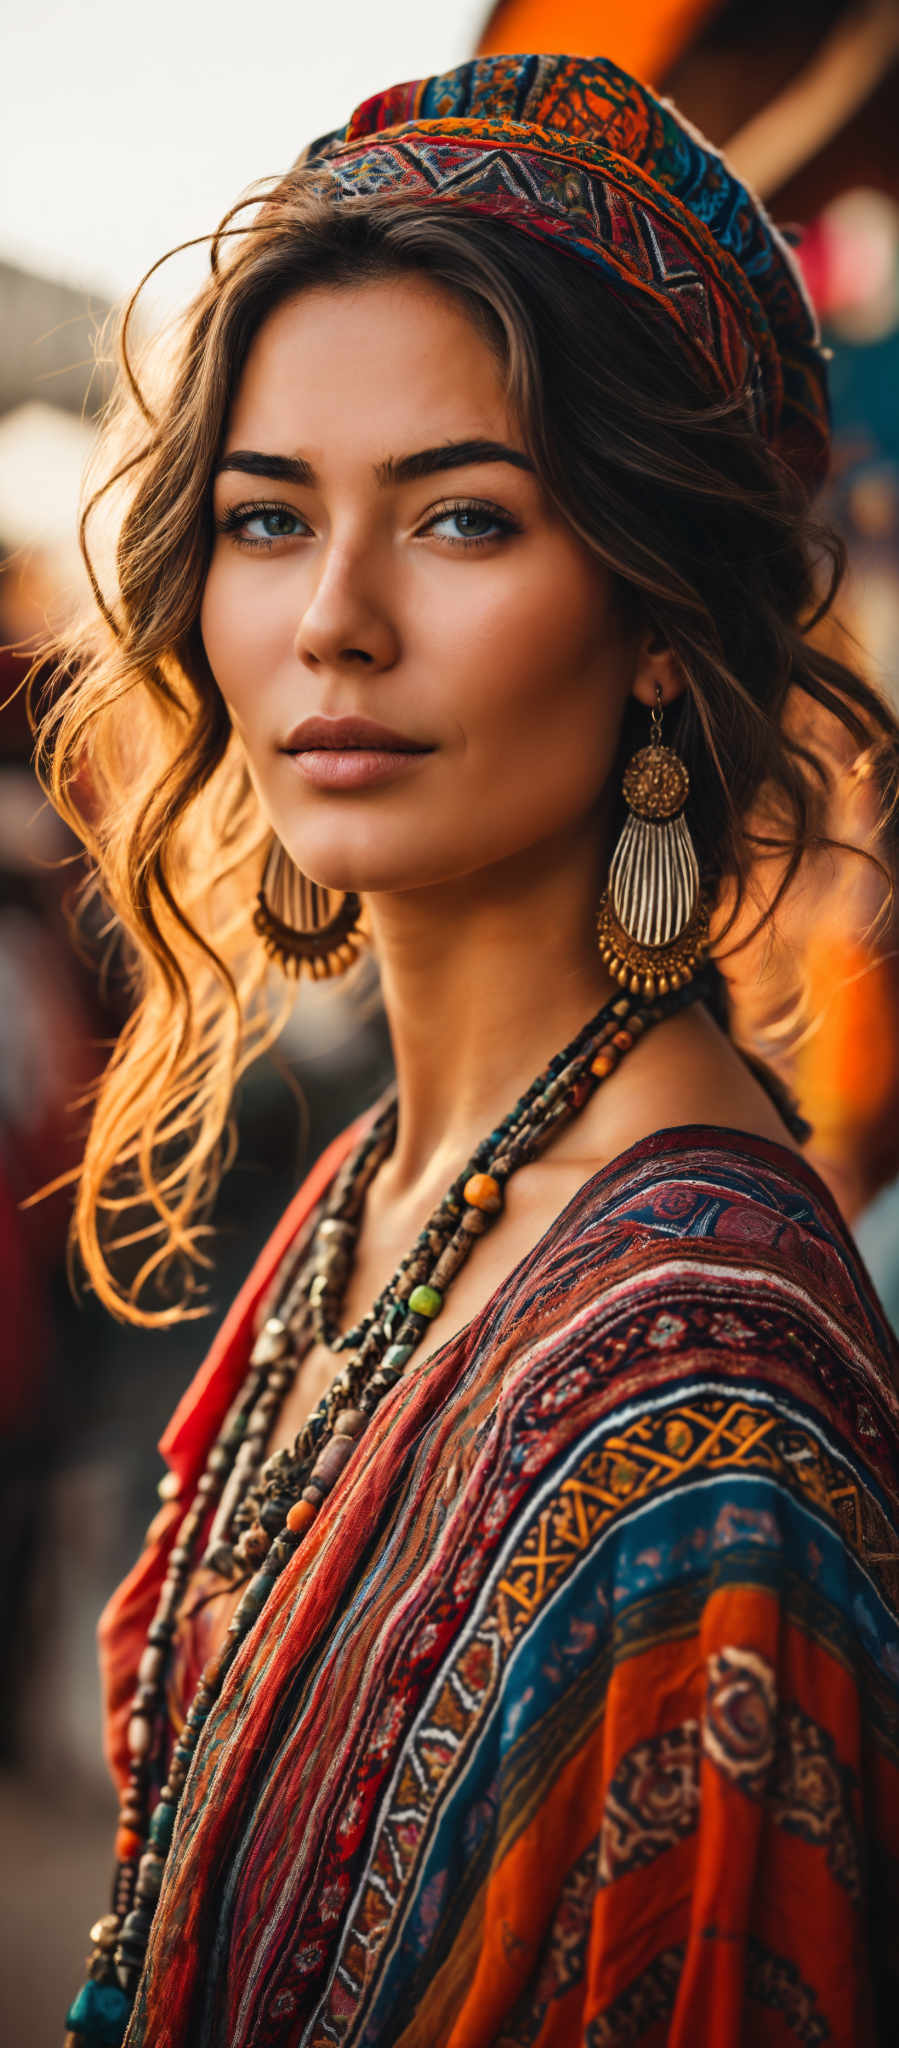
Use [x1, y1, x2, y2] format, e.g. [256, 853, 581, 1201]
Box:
[569, 998, 801, 1169]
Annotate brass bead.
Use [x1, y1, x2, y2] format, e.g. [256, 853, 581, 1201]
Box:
[90, 1914, 120, 1951]
[250, 1317, 290, 1366]
[318, 1217, 353, 1243]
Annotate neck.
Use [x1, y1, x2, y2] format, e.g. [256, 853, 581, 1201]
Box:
[365, 817, 616, 1201]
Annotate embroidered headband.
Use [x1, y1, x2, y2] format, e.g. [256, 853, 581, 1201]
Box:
[297, 52, 830, 495]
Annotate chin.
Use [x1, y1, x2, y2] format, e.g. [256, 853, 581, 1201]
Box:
[275, 835, 455, 900]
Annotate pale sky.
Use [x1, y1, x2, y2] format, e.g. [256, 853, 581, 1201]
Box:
[3, 1, 486, 312]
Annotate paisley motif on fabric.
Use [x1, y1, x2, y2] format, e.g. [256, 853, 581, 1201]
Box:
[703, 1644, 777, 1795]
[496, 1837, 597, 2046]
[704, 1657, 863, 1902]
[746, 1937, 831, 2044]
[585, 1942, 686, 2045]
[770, 1708, 862, 1902]
[597, 1720, 700, 1883]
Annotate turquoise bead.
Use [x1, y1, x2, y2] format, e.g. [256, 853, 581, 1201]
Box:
[382, 1342, 414, 1370]
[407, 1284, 443, 1319]
[148, 1799, 176, 1851]
[65, 1976, 131, 2045]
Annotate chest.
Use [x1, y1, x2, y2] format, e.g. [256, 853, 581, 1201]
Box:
[262, 1155, 598, 1462]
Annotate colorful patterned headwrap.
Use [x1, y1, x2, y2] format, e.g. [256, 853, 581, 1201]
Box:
[299, 52, 830, 494]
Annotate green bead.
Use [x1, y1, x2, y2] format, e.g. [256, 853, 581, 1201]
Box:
[382, 1342, 414, 1370]
[407, 1284, 443, 1319]
[65, 1976, 131, 2045]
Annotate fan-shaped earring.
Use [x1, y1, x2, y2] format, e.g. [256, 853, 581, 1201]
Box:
[253, 838, 364, 980]
[596, 685, 709, 997]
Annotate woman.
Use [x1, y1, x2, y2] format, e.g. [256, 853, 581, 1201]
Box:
[47, 52, 899, 2048]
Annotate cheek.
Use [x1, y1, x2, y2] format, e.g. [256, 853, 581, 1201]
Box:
[199, 559, 286, 740]
[456, 554, 629, 803]
[199, 567, 240, 722]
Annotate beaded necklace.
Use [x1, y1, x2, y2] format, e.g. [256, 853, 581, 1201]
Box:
[64, 970, 710, 2048]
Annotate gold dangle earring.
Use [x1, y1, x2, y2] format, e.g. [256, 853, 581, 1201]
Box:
[253, 838, 364, 980]
[597, 684, 709, 997]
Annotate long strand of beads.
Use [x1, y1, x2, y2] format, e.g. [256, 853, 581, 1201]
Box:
[308, 980, 657, 1355]
[231, 977, 707, 1573]
[65, 970, 711, 2046]
[62, 1320, 299, 2045]
[228, 1003, 642, 1566]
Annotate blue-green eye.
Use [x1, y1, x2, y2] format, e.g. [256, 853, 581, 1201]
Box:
[251, 507, 305, 539]
[425, 501, 518, 547]
[217, 501, 307, 547]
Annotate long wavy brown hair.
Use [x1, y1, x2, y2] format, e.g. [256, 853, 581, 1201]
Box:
[31, 175, 899, 1324]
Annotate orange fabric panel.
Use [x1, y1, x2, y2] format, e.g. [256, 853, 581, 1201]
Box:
[433, 1587, 886, 2046]
[475, 0, 721, 88]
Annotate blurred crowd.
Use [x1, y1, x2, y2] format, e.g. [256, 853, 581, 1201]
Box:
[1, 3, 897, 2037]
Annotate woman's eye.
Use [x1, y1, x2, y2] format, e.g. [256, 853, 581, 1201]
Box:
[424, 502, 517, 548]
[217, 502, 307, 547]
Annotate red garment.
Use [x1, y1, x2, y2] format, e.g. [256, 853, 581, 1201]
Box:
[98, 1117, 366, 1793]
[98, 1126, 899, 2046]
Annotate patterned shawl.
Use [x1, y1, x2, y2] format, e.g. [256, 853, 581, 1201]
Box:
[100, 1124, 899, 2046]
[294, 53, 830, 495]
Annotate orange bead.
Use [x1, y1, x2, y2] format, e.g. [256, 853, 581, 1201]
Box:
[115, 1827, 142, 1862]
[590, 1051, 617, 1079]
[286, 1499, 318, 1536]
[463, 1172, 502, 1213]
[613, 1030, 633, 1051]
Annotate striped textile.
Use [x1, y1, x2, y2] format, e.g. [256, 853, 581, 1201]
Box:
[101, 1125, 899, 2046]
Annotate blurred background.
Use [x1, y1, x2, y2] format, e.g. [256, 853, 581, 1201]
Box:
[1, 2, 897, 2038]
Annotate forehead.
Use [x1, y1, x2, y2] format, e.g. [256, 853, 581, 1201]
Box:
[224, 274, 513, 453]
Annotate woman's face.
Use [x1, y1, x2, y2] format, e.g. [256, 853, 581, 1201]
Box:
[202, 273, 642, 899]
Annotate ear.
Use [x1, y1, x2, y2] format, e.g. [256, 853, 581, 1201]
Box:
[630, 629, 685, 710]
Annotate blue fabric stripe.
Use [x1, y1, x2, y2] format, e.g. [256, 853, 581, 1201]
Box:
[362, 1464, 898, 2030]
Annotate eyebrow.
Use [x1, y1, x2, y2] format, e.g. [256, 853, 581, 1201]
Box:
[214, 438, 536, 488]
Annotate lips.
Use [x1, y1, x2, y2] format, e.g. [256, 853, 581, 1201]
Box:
[283, 715, 431, 754]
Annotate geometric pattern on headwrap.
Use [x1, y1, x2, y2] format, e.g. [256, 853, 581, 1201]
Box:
[299, 53, 830, 493]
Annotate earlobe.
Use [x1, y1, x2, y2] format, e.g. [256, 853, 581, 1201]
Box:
[631, 637, 685, 710]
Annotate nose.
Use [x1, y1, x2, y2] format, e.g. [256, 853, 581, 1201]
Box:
[295, 542, 400, 674]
